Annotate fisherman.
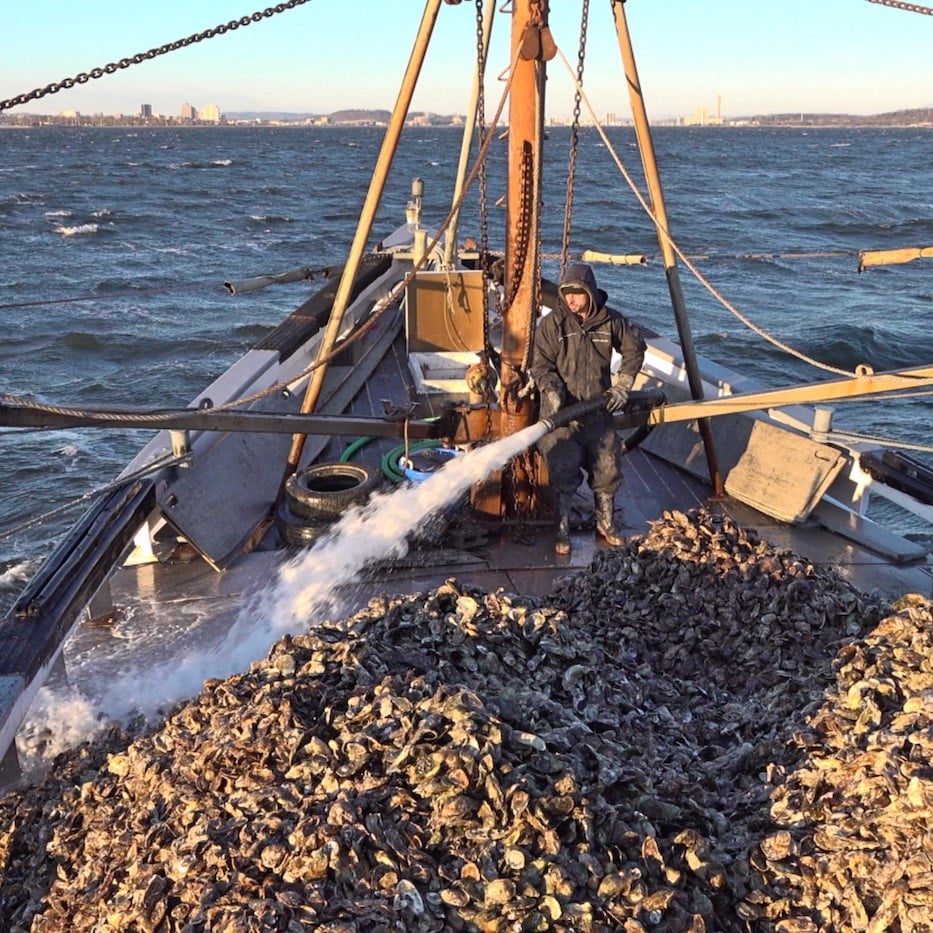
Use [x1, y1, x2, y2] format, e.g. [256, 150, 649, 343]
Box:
[532, 262, 646, 555]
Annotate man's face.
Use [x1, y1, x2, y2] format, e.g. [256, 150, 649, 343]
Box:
[564, 289, 590, 317]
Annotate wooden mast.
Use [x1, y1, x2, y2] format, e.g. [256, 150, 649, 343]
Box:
[500, 0, 550, 420]
[281, 0, 444, 484]
[484, 0, 554, 518]
[610, 0, 723, 495]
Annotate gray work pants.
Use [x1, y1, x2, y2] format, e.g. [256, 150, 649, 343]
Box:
[537, 412, 621, 499]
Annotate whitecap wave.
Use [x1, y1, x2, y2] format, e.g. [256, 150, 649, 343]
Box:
[55, 223, 99, 237]
[0, 558, 37, 593]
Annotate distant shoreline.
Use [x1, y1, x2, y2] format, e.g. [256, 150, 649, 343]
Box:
[2, 122, 931, 131]
[1, 107, 931, 131]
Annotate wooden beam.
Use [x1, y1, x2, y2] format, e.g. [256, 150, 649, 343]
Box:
[646, 364, 933, 425]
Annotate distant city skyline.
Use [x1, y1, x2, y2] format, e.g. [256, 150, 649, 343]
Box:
[8, 95, 931, 130]
[7, 102, 929, 132]
[3, 1, 931, 122]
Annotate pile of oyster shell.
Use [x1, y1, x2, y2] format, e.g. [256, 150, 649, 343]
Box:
[746, 594, 933, 930]
[0, 507, 930, 932]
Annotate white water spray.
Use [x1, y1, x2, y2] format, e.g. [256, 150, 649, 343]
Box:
[226, 420, 549, 656]
[16, 422, 549, 766]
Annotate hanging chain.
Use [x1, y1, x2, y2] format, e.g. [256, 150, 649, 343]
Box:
[526, 181, 542, 372]
[473, 0, 497, 441]
[560, 0, 589, 277]
[505, 143, 535, 312]
[0, 0, 315, 113]
[865, 0, 933, 13]
[475, 0, 490, 287]
[474, 0, 490, 346]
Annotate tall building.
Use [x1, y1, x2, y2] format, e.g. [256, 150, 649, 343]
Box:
[684, 97, 725, 127]
[200, 103, 221, 123]
[139, 104, 152, 119]
[181, 102, 197, 121]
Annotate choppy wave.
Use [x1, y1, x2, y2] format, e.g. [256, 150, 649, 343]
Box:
[170, 159, 233, 170]
[0, 123, 931, 572]
[0, 558, 38, 596]
[54, 223, 99, 237]
[53, 442, 82, 461]
[59, 332, 105, 350]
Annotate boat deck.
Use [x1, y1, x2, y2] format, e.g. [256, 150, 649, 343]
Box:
[344, 447, 933, 603]
[91, 316, 933, 644]
[87, 442, 931, 664]
[311, 311, 933, 602]
[16, 310, 933, 766]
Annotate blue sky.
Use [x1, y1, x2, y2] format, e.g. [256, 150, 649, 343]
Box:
[3, 0, 931, 119]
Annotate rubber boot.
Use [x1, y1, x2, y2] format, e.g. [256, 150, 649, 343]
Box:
[595, 492, 623, 546]
[554, 497, 572, 555]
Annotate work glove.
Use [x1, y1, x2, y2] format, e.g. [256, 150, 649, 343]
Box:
[540, 385, 565, 416]
[605, 375, 635, 413]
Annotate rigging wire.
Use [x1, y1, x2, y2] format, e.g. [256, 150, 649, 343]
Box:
[540, 249, 860, 264]
[819, 430, 933, 456]
[0, 281, 274, 313]
[0, 284, 221, 312]
[560, 0, 589, 277]
[0, 249, 877, 314]
[553, 46, 856, 380]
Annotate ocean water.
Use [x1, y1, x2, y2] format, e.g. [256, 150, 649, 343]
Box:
[1, 124, 932, 613]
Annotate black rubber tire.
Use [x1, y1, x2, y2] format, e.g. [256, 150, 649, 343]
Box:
[284, 462, 381, 521]
[283, 517, 329, 548]
[276, 501, 330, 548]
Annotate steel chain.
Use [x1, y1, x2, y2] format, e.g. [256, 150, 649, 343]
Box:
[505, 144, 534, 312]
[560, 0, 589, 278]
[527, 191, 542, 371]
[866, 0, 933, 13]
[475, 0, 489, 275]
[473, 0, 496, 443]
[0, 0, 315, 112]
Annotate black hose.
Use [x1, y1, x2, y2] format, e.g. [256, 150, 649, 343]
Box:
[539, 388, 666, 456]
[538, 397, 609, 432]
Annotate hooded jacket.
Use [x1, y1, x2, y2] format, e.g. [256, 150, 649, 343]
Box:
[531, 262, 645, 413]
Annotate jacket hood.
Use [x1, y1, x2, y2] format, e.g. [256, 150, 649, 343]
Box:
[559, 262, 608, 311]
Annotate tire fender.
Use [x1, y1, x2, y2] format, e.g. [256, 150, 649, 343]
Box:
[284, 462, 381, 521]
